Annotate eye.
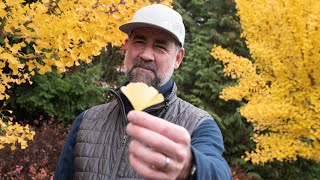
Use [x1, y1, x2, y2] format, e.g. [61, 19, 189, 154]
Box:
[133, 40, 145, 44]
[155, 44, 166, 51]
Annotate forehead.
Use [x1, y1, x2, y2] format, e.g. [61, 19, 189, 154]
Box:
[130, 27, 177, 44]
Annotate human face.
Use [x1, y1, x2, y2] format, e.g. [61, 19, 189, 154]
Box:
[123, 27, 184, 87]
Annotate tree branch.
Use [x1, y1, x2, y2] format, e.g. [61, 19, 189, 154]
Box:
[13, 54, 44, 60]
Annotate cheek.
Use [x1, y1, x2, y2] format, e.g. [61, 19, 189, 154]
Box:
[123, 55, 132, 71]
[124, 51, 135, 66]
[123, 60, 132, 71]
[157, 61, 174, 75]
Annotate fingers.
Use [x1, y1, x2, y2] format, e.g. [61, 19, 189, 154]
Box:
[129, 140, 172, 169]
[129, 154, 169, 180]
[127, 110, 191, 145]
[126, 122, 184, 161]
[129, 140, 180, 180]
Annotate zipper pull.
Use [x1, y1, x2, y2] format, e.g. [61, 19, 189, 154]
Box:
[122, 135, 127, 146]
[164, 101, 169, 110]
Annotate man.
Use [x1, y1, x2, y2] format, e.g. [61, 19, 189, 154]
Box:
[54, 4, 232, 180]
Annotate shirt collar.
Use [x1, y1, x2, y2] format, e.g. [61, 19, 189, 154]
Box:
[157, 79, 174, 98]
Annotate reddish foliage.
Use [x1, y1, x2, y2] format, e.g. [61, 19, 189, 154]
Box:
[231, 165, 260, 180]
[0, 118, 70, 179]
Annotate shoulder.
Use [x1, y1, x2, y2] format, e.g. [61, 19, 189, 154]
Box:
[84, 100, 118, 117]
[166, 97, 213, 134]
[175, 97, 212, 118]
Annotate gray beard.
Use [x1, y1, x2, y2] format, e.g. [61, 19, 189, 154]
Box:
[125, 59, 161, 87]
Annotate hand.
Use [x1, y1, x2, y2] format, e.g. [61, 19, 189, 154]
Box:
[126, 110, 193, 180]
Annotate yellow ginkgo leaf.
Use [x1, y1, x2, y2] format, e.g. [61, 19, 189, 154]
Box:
[120, 82, 164, 111]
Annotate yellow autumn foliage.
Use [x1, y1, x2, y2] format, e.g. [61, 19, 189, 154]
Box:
[211, 0, 320, 163]
[0, 105, 35, 150]
[0, 0, 172, 150]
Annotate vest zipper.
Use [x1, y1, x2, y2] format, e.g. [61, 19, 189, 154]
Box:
[110, 136, 128, 179]
[110, 89, 129, 179]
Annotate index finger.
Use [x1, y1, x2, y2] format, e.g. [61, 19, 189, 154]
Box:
[127, 110, 190, 144]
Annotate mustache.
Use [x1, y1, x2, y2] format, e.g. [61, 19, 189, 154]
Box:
[131, 59, 156, 73]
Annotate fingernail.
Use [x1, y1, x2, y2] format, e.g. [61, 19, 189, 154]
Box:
[127, 110, 137, 122]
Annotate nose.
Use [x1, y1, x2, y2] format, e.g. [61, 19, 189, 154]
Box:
[138, 45, 154, 61]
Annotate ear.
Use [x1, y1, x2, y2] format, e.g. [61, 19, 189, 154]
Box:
[124, 38, 129, 50]
[174, 48, 185, 69]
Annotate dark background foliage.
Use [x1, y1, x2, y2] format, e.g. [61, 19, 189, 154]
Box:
[0, 118, 69, 179]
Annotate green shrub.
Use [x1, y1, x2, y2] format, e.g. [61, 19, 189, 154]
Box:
[8, 64, 106, 124]
[248, 159, 320, 180]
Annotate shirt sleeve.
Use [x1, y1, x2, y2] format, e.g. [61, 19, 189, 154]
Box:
[54, 111, 85, 180]
[190, 119, 232, 180]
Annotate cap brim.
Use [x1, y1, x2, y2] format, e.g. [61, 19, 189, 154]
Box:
[119, 22, 181, 46]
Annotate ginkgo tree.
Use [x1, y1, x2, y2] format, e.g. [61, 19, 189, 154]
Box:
[211, 0, 320, 163]
[0, 0, 172, 150]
